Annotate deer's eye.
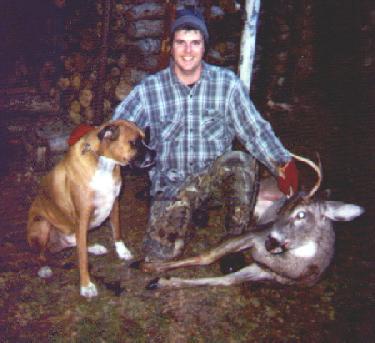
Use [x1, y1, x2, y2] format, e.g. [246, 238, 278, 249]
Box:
[296, 211, 306, 220]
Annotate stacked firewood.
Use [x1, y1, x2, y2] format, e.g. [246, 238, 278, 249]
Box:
[52, 1, 169, 124]
[49, 0, 245, 125]
[2, 0, 321, 125]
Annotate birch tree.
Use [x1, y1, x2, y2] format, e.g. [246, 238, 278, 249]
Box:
[238, 0, 261, 91]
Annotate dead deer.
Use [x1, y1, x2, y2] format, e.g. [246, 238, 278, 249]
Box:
[133, 154, 364, 290]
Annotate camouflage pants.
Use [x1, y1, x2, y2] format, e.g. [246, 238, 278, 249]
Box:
[143, 151, 259, 261]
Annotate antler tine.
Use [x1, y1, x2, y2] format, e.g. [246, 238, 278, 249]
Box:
[292, 153, 322, 198]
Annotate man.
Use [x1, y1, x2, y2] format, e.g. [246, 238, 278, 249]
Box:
[112, 9, 298, 261]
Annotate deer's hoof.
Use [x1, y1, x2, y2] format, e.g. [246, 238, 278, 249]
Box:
[220, 252, 246, 274]
[146, 277, 160, 290]
[130, 260, 143, 269]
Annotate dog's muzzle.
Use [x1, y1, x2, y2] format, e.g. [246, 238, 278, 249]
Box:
[131, 140, 156, 169]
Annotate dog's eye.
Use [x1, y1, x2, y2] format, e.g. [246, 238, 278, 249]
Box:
[295, 211, 306, 220]
[129, 140, 136, 148]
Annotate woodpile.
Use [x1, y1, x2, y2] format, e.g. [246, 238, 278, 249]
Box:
[44, 0, 244, 125]
[3, 0, 362, 125]
[55, 1, 168, 125]
[250, 0, 311, 113]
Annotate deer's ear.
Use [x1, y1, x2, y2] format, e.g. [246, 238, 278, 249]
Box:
[324, 201, 364, 222]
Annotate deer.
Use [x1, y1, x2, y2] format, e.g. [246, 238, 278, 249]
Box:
[131, 154, 364, 290]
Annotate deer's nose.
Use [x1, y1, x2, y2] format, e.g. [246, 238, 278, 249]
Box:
[265, 235, 287, 254]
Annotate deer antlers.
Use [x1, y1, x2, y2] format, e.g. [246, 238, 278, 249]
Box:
[291, 153, 322, 198]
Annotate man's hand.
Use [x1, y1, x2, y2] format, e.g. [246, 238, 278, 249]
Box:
[68, 123, 94, 146]
[277, 159, 299, 196]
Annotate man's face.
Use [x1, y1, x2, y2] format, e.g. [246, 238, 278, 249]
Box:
[171, 30, 205, 83]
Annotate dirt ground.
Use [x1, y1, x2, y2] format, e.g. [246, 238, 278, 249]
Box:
[0, 99, 374, 342]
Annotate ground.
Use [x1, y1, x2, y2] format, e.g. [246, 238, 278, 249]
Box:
[0, 98, 374, 342]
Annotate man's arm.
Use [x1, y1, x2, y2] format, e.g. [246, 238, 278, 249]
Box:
[228, 79, 291, 176]
[112, 84, 148, 128]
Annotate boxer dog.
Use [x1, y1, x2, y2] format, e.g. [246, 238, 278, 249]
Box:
[27, 120, 155, 297]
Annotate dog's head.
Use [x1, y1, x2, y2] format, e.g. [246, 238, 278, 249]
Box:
[95, 120, 155, 168]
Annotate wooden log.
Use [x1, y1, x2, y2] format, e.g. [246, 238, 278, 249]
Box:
[79, 89, 93, 108]
[138, 54, 159, 72]
[135, 38, 161, 55]
[115, 79, 132, 101]
[127, 20, 164, 39]
[57, 77, 70, 90]
[0, 92, 60, 114]
[70, 73, 81, 90]
[112, 34, 161, 54]
[126, 3, 165, 20]
[83, 106, 95, 122]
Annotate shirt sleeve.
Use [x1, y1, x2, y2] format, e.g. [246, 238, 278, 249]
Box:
[228, 79, 291, 175]
[112, 84, 149, 128]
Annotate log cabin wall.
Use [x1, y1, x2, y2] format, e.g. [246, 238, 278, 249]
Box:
[0, 0, 241, 125]
[0, 0, 372, 141]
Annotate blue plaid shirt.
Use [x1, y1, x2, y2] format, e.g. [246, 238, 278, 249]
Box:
[113, 62, 291, 197]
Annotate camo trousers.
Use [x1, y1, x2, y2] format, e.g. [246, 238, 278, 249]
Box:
[143, 151, 259, 261]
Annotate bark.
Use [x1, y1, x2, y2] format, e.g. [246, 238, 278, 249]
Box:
[238, 0, 261, 91]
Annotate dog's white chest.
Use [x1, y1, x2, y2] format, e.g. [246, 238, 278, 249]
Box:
[89, 156, 121, 228]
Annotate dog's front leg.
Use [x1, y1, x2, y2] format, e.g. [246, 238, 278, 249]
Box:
[77, 204, 97, 298]
[110, 198, 133, 260]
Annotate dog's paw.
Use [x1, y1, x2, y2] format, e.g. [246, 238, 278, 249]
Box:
[88, 243, 108, 255]
[37, 266, 53, 278]
[80, 281, 98, 297]
[115, 241, 133, 260]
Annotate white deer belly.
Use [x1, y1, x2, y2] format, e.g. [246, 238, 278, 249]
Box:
[89, 157, 121, 229]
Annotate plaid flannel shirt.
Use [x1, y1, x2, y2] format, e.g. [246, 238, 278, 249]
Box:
[113, 62, 291, 197]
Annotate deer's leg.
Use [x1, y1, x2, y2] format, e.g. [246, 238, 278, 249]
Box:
[138, 230, 256, 273]
[146, 263, 292, 290]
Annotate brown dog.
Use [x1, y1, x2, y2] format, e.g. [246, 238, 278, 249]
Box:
[27, 120, 155, 297]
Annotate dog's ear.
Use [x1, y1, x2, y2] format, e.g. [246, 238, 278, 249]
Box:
[98, 124, 120, 141]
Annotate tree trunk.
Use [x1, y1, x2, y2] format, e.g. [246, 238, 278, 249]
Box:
[238, 0, 261, 91]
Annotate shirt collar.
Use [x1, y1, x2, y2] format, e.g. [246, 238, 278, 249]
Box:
[168, 60, 210, 87]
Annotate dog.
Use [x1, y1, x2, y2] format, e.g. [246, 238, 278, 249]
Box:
[27, 120, 155, 297]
